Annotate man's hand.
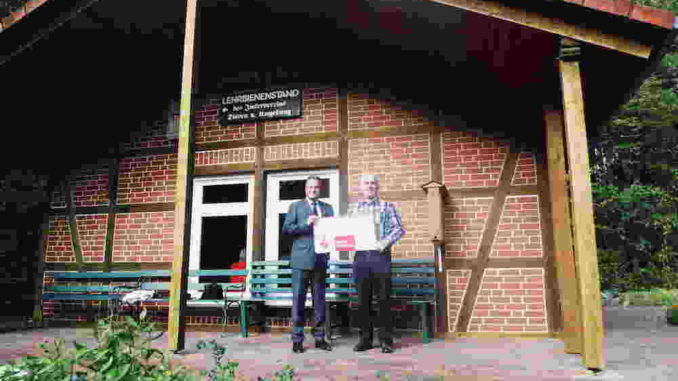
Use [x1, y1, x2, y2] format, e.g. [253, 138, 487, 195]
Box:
[306, 215, 320, 226]
[376, 239, 389, 253]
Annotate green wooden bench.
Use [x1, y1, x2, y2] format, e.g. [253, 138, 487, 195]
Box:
[43, 269, 248, 333]
[242, 257, 437, 343]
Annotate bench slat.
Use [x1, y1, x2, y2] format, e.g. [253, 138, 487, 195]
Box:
[189, 270, 248, 276]
[251, 260, 290, 266]
[47, 270, 170, 279]
[42, 293, 122, 301]
[250, 279, 293, 285]
[250, 269, 292, 275]
[140, 282, 244, 291]
[46, 286, 134, 292]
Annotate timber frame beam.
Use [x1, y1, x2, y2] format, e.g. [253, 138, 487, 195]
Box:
[558, 38, 604, 370]
[425, 0, 653, 58]
[168, 0, 198, 352]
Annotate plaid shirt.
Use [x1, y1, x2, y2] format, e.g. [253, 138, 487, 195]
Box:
[348, 198, 406, 249]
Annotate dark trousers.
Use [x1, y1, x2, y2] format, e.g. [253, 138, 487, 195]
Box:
[353, 250, 393, 344]
[291, 267, 327, 343]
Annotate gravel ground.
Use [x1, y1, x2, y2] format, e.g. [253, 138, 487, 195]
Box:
[0, 306, 676, 380]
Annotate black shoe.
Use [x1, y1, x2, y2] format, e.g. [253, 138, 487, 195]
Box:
[315, 340, 332, 351]
[380, 343, 394, 353]
[292, 342, 305, 353]
[353, 341, 373, 352]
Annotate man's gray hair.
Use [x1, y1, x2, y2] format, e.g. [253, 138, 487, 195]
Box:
[359, 174, 380, 183]
[306, 175, 322, 184]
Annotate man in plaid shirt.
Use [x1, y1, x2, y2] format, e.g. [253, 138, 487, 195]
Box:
[349, 174, 405, 353]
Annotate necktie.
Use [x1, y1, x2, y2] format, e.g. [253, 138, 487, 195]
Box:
[310, 201, 317, 216]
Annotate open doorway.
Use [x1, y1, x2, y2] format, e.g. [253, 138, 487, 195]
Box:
[198, 215, 247, 283]
[189, 175, 254, 285]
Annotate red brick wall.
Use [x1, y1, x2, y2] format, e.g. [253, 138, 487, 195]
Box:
[75, 214, 108, 262]
[44, 216, 74, 262]
[264, 88, 338, 137]
[112, 211, 174, 262]
[389, 200, 429, 258]
[50, 190, 66, 209]
[117, 154, 177, 204]
[444, 198, 492, 258]
[72, 172, 109, 207]
[491, 196, 543, 258]
[348, 134, 430, 195]
[447, 269, 472, 332]
[347, 93, 432, 130]
[121, 122, 176, 150]
[264, 141, 338, 161]
[511, 152, 537, 185]
[195, 147, 256, 166]
[468, 268, 548, 333]
[195, 103, 256, 144]
[442, 131, 509, 188]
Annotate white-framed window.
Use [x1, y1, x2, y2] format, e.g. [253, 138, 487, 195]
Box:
[265, 169, 341, 261]
[189, 175, 254, 286]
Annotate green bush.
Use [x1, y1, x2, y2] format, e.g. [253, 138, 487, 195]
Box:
[619, 288, 678, 306]
[0, 312, 193, 380]
[0, 311, 299, 381]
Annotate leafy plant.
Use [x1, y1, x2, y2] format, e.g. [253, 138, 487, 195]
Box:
[620, 288, 677, 306]
[196, 339, 242, 380]
[0, 310, 195, 380]
[257, 365, 296, 381]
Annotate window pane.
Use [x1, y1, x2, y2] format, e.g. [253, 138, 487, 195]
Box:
[203, 183, 248, 204]
[279, 178, 329, 200]
[199, 215, 247, 283]
[278, 213, 295, 261]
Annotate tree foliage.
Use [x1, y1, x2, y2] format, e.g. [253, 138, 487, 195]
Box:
[591, 33, 678, 291]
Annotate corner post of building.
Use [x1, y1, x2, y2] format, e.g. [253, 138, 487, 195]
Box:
[421, 180, 448, 336]
[168, 0, 199, 352]
[557, 37, 604, 370]
[543, 104, 582, 355]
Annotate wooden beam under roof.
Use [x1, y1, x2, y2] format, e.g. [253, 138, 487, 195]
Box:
[426, 0, 653, 58]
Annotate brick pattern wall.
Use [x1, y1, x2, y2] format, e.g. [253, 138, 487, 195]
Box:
[72, 172, 109, 207]
[195, 103, 257, 144]
[112, 211, 174, 262]
[444, 198, 493, 258]
[117, 154, 177, 204]
[511, 152, 537, 186]
[447, 269, 471, 332]
[491, 196, 542, 258]
[348, 134, 430, 194]
[121, 122, 176, 150]
[442, 131, 509, 188]
[195, 147, 256, 166]
[50, 189, 66, 209]
[264, 88, 338, 137]
[75, 214, 108, 262]
[389, 200, 429, 258]
[264, 141, 338, 161]
[467, 268, 548, 333]
[347, 93, 432, 130]
[44, 216, 75, 262]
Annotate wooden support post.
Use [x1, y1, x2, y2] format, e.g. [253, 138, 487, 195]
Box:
[168, 0, 198, 352]
[558, 39, 604, 370]
[422, 180, 448, 335]
[252, 122, 264, 262]
[63, 180, 84, 271]
[544, 108, 582, 354]
[103, 159, 119, 272]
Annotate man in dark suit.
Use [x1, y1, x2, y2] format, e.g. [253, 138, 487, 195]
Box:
[282, 176, 334, 353]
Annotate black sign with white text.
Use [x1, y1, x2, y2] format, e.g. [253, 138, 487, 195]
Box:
[218, 88, 303, 125]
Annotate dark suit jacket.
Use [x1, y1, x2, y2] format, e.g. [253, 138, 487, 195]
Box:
[282, 199, 334, 270]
